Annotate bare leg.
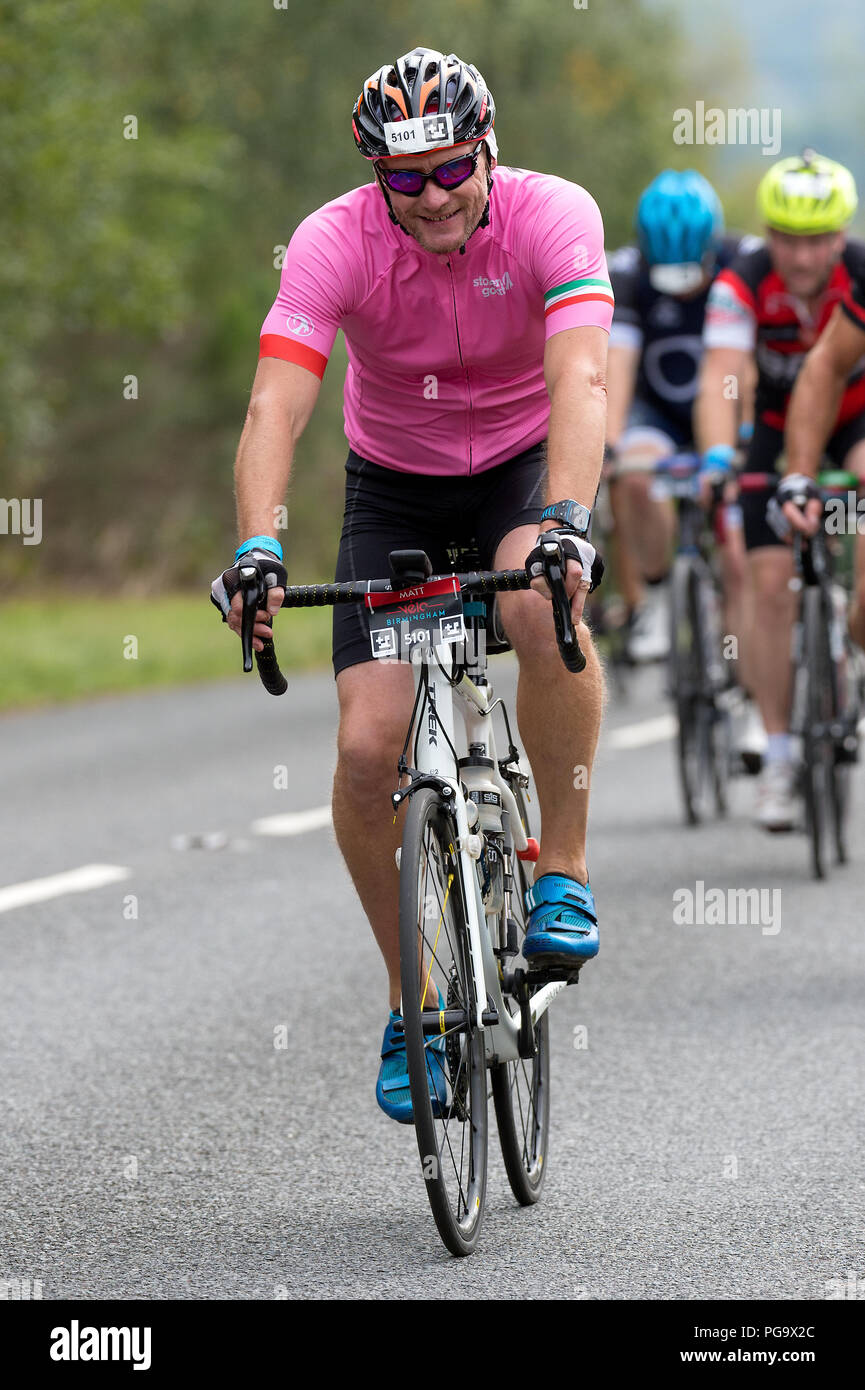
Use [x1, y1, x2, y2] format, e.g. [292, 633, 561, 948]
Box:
[494, 527, 605, 884]
[744, 548, 796, 734]
[331, 661, 415, 1011]
[720, 515, 749, 687]
[607, 477, 643, 612]
[615, 443, 676, 581]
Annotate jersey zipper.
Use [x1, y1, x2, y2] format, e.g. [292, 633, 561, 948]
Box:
[446, 256, 473, 474]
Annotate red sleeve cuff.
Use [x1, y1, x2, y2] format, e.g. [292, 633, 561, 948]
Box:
[259, 335, 328, 380]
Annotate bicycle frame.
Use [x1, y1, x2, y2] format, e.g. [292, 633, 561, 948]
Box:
[402, 640, 569, 1060]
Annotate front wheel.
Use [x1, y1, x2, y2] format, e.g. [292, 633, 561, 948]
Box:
[399, 788, 488, 1256]
[801, 587, 834, 880]
[671, 560, 713, 823]
[490, 782, 551, 1205]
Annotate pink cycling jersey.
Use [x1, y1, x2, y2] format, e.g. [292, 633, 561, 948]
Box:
[260, 165, 613, 476]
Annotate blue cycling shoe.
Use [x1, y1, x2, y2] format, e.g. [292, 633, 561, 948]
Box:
[376, 993, 448, 1124]
[523, 873, 599, 965]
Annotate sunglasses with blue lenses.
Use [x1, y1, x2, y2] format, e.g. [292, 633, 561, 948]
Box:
[378, 145, 482, 198]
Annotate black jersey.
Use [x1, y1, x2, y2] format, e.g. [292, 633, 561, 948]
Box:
[609, 234, 746, 429]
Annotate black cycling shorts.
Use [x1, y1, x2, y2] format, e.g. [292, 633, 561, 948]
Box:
[332, 442, 547, 676]
[741, 413, 865, 550]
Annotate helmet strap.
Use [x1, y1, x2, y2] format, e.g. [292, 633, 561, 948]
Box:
[458, 147, 495, 254]
[374, 165, 412, 235]
[374, 144, 495, 250]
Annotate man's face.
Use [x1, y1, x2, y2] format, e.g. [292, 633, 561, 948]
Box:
[376, 142, 492, 256]
[766, 228, 845, 298]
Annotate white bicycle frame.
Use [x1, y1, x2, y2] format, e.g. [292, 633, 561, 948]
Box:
[405, 638, 569, 1063]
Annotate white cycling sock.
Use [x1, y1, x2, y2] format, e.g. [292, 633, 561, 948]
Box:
[765, 733, 792, 765]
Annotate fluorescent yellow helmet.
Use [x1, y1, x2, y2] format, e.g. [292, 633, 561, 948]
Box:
[757, 150, 857, 234]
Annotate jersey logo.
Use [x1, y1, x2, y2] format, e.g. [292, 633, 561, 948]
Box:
[473, 271, 514, 298]
[649, 298, 683, 328]
[286, 313, 314, 337]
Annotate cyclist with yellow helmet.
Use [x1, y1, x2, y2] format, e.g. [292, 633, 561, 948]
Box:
[782, 201, 865, 656]
[695, 151, 862, 830]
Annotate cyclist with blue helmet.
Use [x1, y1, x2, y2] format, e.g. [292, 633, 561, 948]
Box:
[606, 170, 749, 670]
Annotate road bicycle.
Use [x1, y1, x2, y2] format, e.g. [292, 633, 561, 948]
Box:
[232, 539, 588, 1255]
[648, 453, 738, 825]
[740, 470, 862, 879]
[610, 450, 739, 824]
[582, 468, 636, 700]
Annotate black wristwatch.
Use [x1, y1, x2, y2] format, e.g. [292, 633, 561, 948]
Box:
[539, 499, 592, 536]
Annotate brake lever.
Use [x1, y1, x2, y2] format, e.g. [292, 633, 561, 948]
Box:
[540, 540, 586, 674]
[239, 563, 266, 674]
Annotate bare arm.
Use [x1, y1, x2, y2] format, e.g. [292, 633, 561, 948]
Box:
[226, 357, 321, 645]
[235, 357, 321, 541]
[605, 342, 640, 447]
[693, 345, 749, 453]
[544, 325, 609, 510]
[785, 305, 864, 476]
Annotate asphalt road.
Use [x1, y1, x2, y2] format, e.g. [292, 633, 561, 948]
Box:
[1, 658, 863, 1299]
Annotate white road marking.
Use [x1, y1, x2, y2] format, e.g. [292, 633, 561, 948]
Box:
[251, 807, 333, 837]
[252, 719, 678, 841]
[606, 713, 678, 750]
[0, 863, 131, 914]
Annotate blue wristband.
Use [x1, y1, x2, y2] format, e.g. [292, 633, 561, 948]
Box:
[234, 535, 284, 564]
[700, 445, 735, 476]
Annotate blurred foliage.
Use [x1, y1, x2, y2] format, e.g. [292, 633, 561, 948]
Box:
[2, 0, 704, 593]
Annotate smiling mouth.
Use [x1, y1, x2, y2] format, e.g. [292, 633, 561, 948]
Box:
[420, 210, 460, 223]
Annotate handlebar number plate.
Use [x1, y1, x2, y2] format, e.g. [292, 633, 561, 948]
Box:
[365, 576, 465, 661]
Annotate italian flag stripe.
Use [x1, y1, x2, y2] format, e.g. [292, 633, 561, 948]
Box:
[545, 277, 613, 310]
[545, 290, 614, 317]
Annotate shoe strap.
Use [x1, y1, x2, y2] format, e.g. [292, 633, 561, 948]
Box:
[525, 873, 596, 923]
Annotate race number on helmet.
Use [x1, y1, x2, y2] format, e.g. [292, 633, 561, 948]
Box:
[352, 47, 496, 160]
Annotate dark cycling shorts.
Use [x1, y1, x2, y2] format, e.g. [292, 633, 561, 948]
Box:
[741, 413, 865, 550]
[332, 442, 547, 677]
[620, 394, 692, 451]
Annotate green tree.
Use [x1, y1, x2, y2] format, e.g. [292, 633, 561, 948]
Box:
[2, 0, 692, 590]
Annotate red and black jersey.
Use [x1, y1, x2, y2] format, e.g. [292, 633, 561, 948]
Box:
[840, 263, 865, 332]
[703, 237, 865, 429]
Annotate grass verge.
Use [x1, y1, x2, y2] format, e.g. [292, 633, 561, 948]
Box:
[0, 595, 332, 712]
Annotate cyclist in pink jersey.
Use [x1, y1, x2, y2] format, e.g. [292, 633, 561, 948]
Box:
[212, 48, 614, 1124]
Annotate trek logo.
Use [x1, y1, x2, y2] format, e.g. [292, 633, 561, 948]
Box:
[286, 313, 314, 337]
[50, 1321, 152, 1370]
[473, 272, 513, 298]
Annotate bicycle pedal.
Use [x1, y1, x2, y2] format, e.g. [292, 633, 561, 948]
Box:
[527, 961, 583, 985]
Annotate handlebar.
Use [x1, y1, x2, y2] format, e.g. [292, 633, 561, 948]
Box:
[238, 564, 288, 696]
[238, 560, 586, 695]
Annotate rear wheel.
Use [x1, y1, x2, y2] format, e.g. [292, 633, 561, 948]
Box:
[399, 788, 488, 1256]
[490, 783, 551, 1206]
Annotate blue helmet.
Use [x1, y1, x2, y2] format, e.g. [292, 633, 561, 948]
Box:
[636, 170, 724, 290]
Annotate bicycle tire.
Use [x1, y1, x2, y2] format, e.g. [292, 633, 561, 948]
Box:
[670, 559, 711, 824]
[399, 787, 488, 1256]
[829, 613, 853, 866]
[801, 586, 833, 880]
[490, 782, 551, 1206]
